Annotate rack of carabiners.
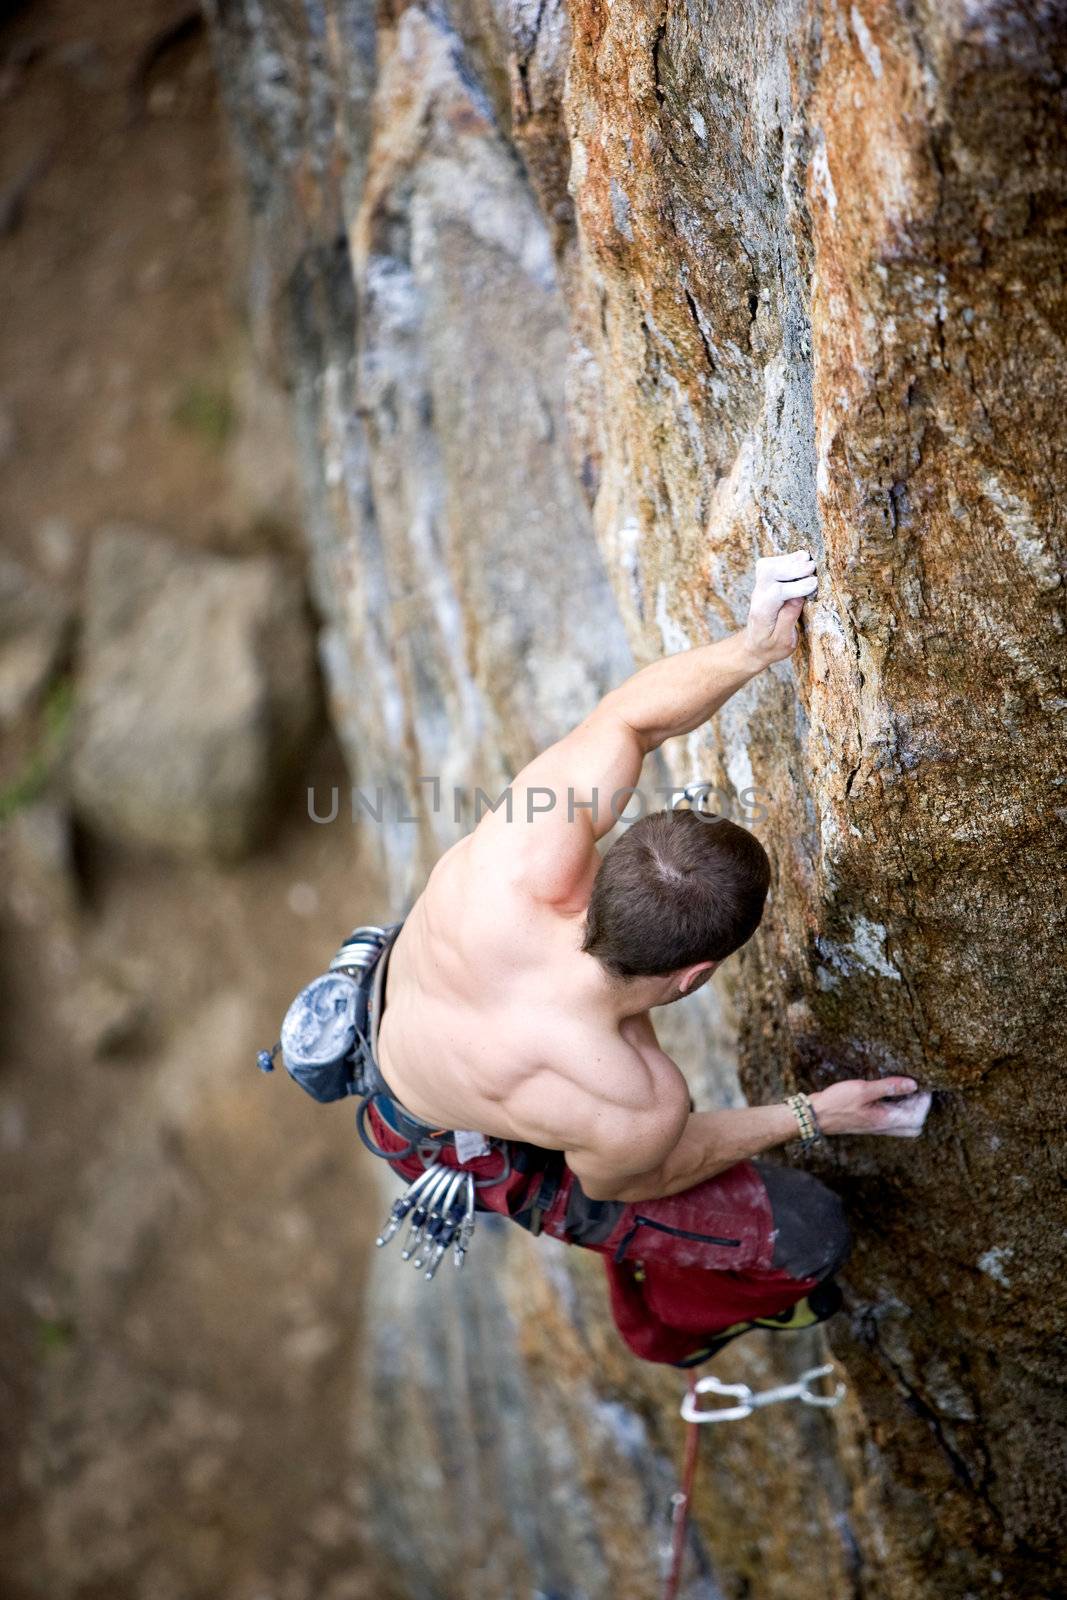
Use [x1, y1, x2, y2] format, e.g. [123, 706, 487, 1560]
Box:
[375, 1162, 477, 1280]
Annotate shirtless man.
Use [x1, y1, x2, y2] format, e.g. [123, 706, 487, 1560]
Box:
[281, 551, 932, 1365]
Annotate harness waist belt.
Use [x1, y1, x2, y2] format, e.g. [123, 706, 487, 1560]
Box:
[374, 1091, 454, 1147]
[359, 926, 461, 1151]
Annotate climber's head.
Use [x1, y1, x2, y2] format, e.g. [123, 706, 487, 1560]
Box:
[580, 808, 770, 997]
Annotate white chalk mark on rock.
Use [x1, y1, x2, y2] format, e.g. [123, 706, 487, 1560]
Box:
[810, 135, 838, 216]
[980, 468, 1062, 591]
[655, 581, 692, 656]
[849, 916, 902, 979]
[977, 1246, 1014, 1288]
[818, 916, 901, 981]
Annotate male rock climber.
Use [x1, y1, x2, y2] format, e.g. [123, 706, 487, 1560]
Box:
[285, 551, 932, 1365]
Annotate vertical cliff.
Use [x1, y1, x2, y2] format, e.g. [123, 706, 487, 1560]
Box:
[208, 2, 1067, 1594]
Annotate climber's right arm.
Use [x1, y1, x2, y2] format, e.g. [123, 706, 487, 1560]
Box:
[567, 1102, 799, 1203]
[567, 1078, 929, 1203]
[468, 551, 818, 907]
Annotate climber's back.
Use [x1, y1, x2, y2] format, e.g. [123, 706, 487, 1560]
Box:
[376, 795, 692, 1165]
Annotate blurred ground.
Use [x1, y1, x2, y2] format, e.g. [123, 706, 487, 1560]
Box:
[0, 4, 388, 1596]
[0, 0, 298, 572]
[1, 768, 388, 1600]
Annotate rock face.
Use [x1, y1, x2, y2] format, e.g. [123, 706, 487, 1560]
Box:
[208, 2, 1067, 1596]
[71, 529, 317, 859]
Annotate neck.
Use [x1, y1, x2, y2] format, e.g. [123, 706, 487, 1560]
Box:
[593, 962, 681, 1017]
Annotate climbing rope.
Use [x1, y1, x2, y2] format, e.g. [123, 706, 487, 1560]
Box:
[662, 1371, 701, 1600]
[661, 1364, 845, 1599]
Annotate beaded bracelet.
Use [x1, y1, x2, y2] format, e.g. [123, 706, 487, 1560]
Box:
[785, 1091, 823, 1150]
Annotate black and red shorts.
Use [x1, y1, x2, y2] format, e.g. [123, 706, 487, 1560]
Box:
[366, 1102, 849, 1366]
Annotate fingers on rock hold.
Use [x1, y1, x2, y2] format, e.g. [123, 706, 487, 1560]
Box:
[864, 1076, 916, 1101]
[758, 550, 817, 580]
[876, 1091, 933, 1133]
[778, 574, 819, 599]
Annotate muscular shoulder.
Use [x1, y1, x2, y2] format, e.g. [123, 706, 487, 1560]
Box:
[463, 769, 603, 913]
[422, 832, 579, 985]
[508, 1018, 691, 1163]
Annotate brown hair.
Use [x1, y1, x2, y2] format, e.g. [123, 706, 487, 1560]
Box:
[580, 808, 771, 979]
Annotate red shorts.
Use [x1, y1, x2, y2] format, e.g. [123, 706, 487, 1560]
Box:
[366, 1103, 827, 1366]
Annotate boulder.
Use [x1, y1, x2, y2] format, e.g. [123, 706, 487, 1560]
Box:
[71, 528, 317, 859]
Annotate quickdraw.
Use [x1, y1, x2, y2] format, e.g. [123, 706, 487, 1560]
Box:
[661, 1363, 846, 1600]
[375, 1163, 477, 1278]
[681, 1363, 845, 1424]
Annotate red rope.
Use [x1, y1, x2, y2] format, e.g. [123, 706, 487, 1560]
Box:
[661, 1371, 701, 1600]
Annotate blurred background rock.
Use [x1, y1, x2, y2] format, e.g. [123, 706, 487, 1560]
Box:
[0, 5, 386, 1597]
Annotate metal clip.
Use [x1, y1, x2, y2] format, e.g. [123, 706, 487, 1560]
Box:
[416, 1170, 466, 1275]
[453, 1173, 476, 1269]
[680, 1364, 846, 1425]
[375, 1161, 443, 1248]
[329, 925, 387, 974]
[670, 781, 722, 820]
[399, 1165, 453, 1261]
[377, 1160, 480, 1281]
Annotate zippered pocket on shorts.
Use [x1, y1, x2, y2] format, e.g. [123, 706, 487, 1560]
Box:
[613, 1213, 742, 1264]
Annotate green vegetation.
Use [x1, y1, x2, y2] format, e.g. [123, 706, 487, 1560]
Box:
[171, 379, 236, 449]
[0, 676, 74, 824]
[36, 1315, 76, 1356]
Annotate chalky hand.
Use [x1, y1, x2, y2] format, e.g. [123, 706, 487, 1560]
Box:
[743, 551, 819, 665]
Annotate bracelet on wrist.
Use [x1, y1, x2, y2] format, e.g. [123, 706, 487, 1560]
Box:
[785, 1091, 824, 1150]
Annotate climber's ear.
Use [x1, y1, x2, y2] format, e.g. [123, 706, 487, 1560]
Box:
[678, 960, 717, 996]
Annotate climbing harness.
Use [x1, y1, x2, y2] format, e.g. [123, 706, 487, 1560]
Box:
[661, 1362, 846, 1600]
[258, 922, 503, 1280]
